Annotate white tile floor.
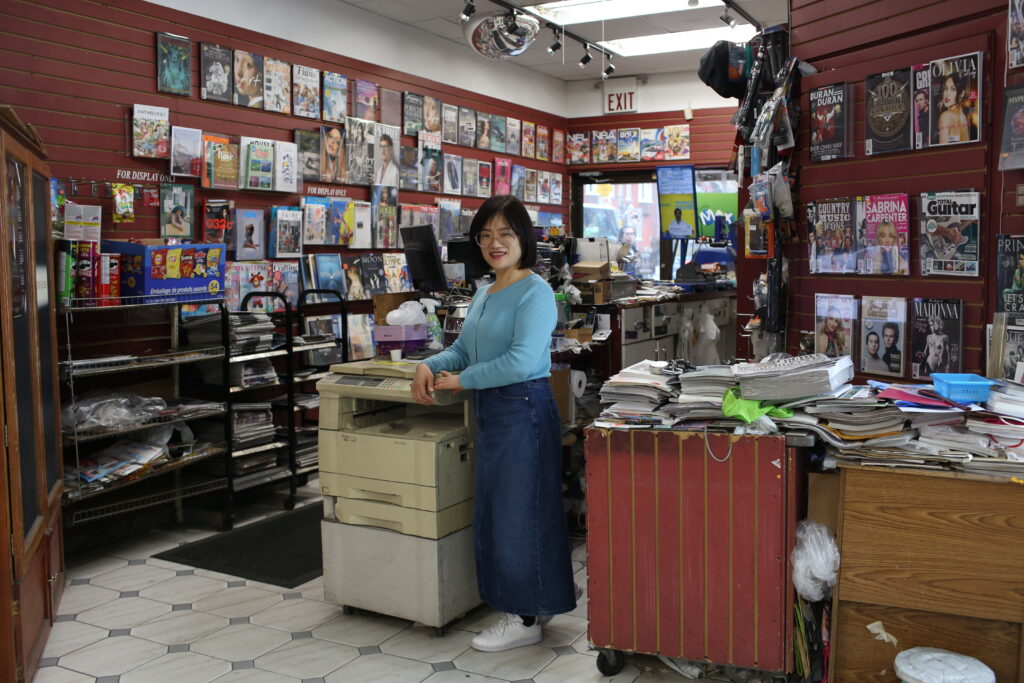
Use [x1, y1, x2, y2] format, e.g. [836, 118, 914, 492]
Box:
[37, 478, 734, 683]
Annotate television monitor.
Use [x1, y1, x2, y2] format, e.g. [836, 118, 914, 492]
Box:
[400, 224, 450, 293]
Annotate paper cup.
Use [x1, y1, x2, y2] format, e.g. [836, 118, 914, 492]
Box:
[390, 349, 402, 361]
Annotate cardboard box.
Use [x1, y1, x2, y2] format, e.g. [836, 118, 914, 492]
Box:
[548, 367, 574, 426]
[806, 472, 840, 533]
[571, 261, 612, 281]
[577, 280, 611, 304]
[102, 240, 226, 304]
[565, 327, 594, 343]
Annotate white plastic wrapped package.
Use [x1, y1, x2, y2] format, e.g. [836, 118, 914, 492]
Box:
[62, 393, 168, 432]
[790, 519, 840, 602]
[385, 300, 428, 326]
[894, 647, 995, 683]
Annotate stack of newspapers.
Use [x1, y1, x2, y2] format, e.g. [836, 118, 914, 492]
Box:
[732, 354, 854, 400]
[598, 360, 678, 424]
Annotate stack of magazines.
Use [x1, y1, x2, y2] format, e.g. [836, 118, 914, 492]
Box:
[231, 402, 276, 449]
[229, 357, 279, 388]
[598, 360, 679, 424]
[732, 354, 855, 400]
[183, 312, 277, 355]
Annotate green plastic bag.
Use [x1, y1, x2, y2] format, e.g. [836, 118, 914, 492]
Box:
[721, 387, 794, 424]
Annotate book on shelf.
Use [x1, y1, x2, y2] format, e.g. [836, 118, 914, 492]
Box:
[132, 104, 170, 159]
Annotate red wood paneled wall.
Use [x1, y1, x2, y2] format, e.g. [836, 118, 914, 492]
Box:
[0, 0, 570, 240]
[777, 0, 1011, 374]
[567, 107, 737, 172]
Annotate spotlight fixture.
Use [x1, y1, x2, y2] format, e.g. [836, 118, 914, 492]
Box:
[720, 10, 737, 28]
[603, 62, 616, 79]
[460, 1, 475, 22]
[507, 11, 529, 37]
[547, 30, 562, 55]
[579, 46, 593, 69]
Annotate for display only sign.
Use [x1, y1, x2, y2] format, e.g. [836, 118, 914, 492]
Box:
[603, 76, 638, 114]
[655, 165, 697, 240]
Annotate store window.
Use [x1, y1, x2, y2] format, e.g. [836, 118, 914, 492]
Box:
[582, 182, 659, 280]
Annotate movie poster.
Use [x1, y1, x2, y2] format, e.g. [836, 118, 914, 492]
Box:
[911, 298, 963, 378]
[920, 191, 980, 277]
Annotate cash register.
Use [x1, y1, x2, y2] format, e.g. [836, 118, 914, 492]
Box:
[316, 358, 480, 632]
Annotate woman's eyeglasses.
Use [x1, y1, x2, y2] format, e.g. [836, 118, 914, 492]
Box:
[475, 230, 517, 247]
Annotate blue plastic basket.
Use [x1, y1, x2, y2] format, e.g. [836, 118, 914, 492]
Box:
[930, 373, 994, 403]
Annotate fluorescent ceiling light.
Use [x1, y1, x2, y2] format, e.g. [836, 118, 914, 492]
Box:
[598, 24, 757, 56]
[523, 0, 722, 25]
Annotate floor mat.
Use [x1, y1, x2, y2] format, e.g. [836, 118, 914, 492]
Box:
[154, 503, 322, 588]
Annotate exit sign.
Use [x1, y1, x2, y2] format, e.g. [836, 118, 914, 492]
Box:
[603, 77, 638, 114]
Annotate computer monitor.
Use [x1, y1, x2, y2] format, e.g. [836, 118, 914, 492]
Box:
[401, 224, 450, 293]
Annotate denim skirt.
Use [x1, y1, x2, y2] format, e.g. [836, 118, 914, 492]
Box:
[472, 379, 577, 616]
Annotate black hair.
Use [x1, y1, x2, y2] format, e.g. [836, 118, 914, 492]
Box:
[866, 330, 879, 344]
[469, 194, 537, 269]
[379, 133, 393, 147]
[882, 321, 899, 342]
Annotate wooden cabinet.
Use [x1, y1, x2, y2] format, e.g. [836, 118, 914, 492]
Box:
[832, 466, 1024, 682]
[0, 107, 63, 683]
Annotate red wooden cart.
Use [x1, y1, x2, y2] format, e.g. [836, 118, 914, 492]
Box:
[584, 428, 806, 677]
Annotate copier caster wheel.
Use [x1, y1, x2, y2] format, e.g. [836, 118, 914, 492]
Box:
[435, 625, 448, 637]
[596, 649, 626, 676]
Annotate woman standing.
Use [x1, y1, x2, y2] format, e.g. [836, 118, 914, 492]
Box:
[412, 195, 576, 651]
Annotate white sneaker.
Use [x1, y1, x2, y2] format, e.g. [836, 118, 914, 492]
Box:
[470, 613, 542, 652]
[537, 582, 585, 627]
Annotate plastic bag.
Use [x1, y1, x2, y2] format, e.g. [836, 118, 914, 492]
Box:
[385, 300, 427, 326]
[62, 392, 167, 432]
[790, 519, 840, 602]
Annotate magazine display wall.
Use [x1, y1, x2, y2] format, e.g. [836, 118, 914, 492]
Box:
[787, 9, 1003, 380]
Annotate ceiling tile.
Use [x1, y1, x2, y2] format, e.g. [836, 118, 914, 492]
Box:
[411, 16, 470, 43]
[355, 0, 437, 23]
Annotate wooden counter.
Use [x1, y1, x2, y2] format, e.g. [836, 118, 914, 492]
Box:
[832, 465, 1024, 681]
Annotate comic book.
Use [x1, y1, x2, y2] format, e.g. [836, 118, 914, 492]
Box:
[864, 68, 912, 155]
[997, 234, 1024, 313]
[458, 107, 476, 147]
[156, 32, 191, 95]
[403, 92, 424, 136]
[639, 128, 665, 161]
[132, 104, 170, 159]
[232, 50, 263, 108]
[292, 64, 320, 119]
[929, 51, 982, 146]
[234, 208, 265, 260]
[860, 296, 906, 376]
[295, 129, 320, 183]
[490, 114, 507, 153]
[273, 141, 298, 193]
[920, 191, 980, 277]
[418, 131, 443, 193]
[442, 103, 459, 144]
[858, 193, 909, 275]
[354, 80, 379, 122]
[808, 83, 851, 162]
[322, 71, 348, 123]
[506, 118, 521, 157]
[170, 126, 202, 177]
[301, 196, 329, 245]
[399, 145, 419, 191]
[380, 88, 402, 128]
[270, 260, 299, 313]
[806, 198, 856, 274]
[999, 85, 1024, 170]
[462, 157, 477, 197]
[268, 207, 302, 258]
[664, 124, 691, 160]
[345, 117, 374, 186]
[200, 43, 232, 103]
[591, 129, 616, 163]
[371, 185, 399, 248]
[566, 132, 590, 164]
[478, 161, 492, 198]
[263, 57, 292, 114]
[814, 293, 858, 361]
[494, 158, 511, 196]
[522, 121, 536, 158]
[617, 127, 640, 162]
[443, 153, 463, 196]
[552, 129, 565, 164]
[912, 64, 931, 150]
[536, 125, 550, 161]
[347, 313, 377, 360]
[910, 298, 963, 378]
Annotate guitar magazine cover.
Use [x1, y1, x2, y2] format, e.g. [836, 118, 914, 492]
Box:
[865, 68, 912, 155]
[809, 83, 850, 162]
[929, 51, 982, 146]
[911, 298, 963, 378]
[920, 192, 980, 277]
[861, 295, 906, 376]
